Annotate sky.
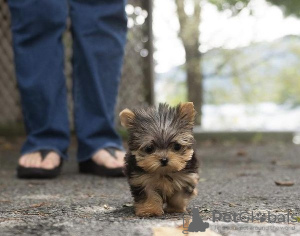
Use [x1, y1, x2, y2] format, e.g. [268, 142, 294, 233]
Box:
[153, 0, 300, 73]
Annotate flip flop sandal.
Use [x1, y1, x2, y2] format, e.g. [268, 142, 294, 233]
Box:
[79, 147, 125, 177]
[17, 150, 63, 179]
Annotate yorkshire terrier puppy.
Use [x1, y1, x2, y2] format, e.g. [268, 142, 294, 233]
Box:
[119, 102, 199, 217]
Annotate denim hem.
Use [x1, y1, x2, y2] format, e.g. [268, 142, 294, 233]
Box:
[21, 146, 68, 160]
[78, 143, 125, 163]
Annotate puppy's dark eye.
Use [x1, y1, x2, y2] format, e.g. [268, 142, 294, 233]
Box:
[144, 145, 155, 154]
[173, 143, 182, 151]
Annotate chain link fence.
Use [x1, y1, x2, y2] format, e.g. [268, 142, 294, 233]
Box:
[0, 0, 152, 130]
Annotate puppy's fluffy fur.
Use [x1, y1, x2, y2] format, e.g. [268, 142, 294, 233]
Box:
[120, 103, 199, 217]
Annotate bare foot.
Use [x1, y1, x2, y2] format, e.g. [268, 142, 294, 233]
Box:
[18, 151, 60, 169]
[92, 149, 125, 169]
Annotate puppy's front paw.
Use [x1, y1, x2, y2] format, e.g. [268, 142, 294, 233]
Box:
[135, 202, 164, 217]
[135, 209, 164, 217]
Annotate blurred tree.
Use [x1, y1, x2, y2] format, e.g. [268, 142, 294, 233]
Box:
[210, 0, 300, 17]
[175, 0, 202, 125]
[175, 0, 300, 126]
[205, 36, 300, 106]
[267, 0, 300, 17]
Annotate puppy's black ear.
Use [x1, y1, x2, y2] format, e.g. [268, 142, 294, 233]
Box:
[119, 108, 135, 128]
[179, 102, 196, 125]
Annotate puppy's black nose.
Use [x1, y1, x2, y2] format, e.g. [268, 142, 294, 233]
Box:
[160, 157, 168, 166]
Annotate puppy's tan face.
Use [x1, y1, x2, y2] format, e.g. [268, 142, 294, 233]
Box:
[120, 103, 196, 173]
[133, 138, 194, 173]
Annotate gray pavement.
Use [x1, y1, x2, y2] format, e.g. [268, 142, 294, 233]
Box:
[0, 139, 300, 236]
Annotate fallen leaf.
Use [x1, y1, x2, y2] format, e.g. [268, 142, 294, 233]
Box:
[153, 226, 220, 236]
[30, 202, 46, 208]
[286, 164, 300, 169]
[271, 161, 291, 167]
[2, 143, 13, 150]
[0, 217, 22, 223]
[236, 149, 247, 156]
[153, 227, 182, 236]
[271, 160, 277, 165]
[275, 181, 294, 186]
[0, 200, 11, 203]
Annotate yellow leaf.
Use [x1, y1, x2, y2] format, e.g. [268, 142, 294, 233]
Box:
[152, 225, 221, 236]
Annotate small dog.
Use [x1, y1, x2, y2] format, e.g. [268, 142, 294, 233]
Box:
[119, 102, 199, 217]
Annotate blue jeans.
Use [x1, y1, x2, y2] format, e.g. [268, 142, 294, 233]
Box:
[8, 0, 127, 161]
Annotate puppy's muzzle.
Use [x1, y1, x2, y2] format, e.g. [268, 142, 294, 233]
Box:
[160, 157, 169, 166]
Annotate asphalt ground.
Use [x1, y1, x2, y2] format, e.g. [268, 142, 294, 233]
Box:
[0, 138, 299, 236]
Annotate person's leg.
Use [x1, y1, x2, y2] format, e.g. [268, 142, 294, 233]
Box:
[69, 0, 127, 165]
[8, 0, 70, 168]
